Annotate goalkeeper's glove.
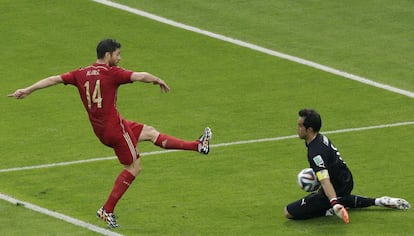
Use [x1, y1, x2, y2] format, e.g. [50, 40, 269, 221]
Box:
[330, 198, 350, 224]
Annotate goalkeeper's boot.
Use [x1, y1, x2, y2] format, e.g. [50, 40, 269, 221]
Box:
[97, 207, 120, 228]
[198, 127, 212, 154]
[378, 196, 411, 209]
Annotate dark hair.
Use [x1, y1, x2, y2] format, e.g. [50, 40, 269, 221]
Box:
[298, 109, 322, 132]
[96, 39, 121, 59]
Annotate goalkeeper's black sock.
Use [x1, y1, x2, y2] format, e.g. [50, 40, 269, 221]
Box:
[340, 195, 376, 208]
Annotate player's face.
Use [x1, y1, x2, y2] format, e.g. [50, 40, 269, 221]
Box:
[108, 48, 121, 66]
[297, 117, 308, 140]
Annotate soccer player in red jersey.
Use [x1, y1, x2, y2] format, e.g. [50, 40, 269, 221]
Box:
[9, 39, 212, 228]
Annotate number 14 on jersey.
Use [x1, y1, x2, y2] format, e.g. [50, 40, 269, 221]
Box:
[84, 80, 102, 109]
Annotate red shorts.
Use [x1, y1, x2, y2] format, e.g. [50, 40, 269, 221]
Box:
[96, 120, 144, 165]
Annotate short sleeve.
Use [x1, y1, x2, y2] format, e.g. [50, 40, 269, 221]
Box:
[309, 153, 327, 172]
[61, 70, 77, 85]
[112, 66, 134, 84]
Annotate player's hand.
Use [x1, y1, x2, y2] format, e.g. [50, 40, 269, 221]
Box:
[333, 204, 349, 224]
[153, 78, 170, 93]
[8, 89, 30, 99]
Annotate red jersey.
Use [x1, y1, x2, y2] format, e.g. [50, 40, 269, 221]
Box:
[61, 63, 133, 142]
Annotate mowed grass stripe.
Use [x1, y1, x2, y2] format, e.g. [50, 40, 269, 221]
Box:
[1, 120, 413, 174]
[92, 0, 414, 98]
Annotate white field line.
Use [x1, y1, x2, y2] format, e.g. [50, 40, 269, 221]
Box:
[3, 2, 413, 233]
[0, 193, 122, 236]
[1, 121, 413, 174]
[92, 0, 414, 99]
[1, 121, 413, 234]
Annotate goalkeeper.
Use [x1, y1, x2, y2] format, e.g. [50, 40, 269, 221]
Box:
[284, 109, 410, 223]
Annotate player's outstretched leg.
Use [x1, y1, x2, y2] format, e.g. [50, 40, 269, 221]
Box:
[152, 127, 212, 153]
[198, 127, 212, 154]
[97, 207, 120, 228]
[377, 196, 411, 209]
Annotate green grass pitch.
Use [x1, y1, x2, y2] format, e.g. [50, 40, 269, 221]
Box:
[1, 0, 414, 235]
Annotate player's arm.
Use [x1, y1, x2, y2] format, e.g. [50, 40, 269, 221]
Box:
[316, 169, 339, 202]
[130, 72, 170, 93]
[8, 75, 64, 99]
[317, 170, 349, 223]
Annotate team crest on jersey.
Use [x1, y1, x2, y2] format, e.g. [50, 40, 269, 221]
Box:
[312, 155, 325, 168]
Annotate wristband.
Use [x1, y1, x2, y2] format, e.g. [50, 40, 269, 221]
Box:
[330, 198, 338, 207]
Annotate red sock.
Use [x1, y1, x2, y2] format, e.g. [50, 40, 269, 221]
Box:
[103, 169, 136, 213]
[154, 133, 199, 151]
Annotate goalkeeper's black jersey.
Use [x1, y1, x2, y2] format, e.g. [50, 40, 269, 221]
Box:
[306, 133, 353, 196]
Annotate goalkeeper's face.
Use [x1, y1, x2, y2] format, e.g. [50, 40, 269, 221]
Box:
[297, 117, 308, 140]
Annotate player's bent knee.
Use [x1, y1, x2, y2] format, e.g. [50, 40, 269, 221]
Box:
[125, 159, 142, 176]
[284, 207, 294, 219]
[140, 125, 160, 141]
